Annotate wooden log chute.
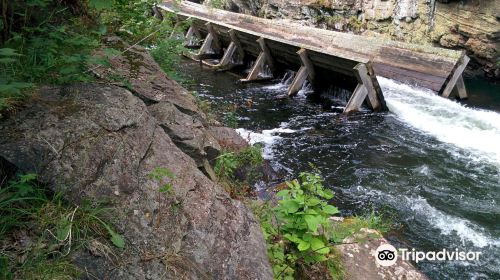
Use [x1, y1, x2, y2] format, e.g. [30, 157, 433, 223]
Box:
[159, 0, 470, 112]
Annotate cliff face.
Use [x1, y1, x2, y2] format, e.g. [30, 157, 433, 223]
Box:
[224, 0, 499, 79]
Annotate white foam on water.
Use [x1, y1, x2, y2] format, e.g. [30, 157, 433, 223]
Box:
[349, 184, 499, 248]
[407, 197, 500, 248]
[379, 77, 500, 167]
[235, 123, 296, 159]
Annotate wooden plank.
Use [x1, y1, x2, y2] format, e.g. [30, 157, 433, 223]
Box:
[288, 66, 308, 96]
[344, 84, 368, 114]
[257, 37, 275, 73]
[441, 54, 470, 98]
[455, 75, 468, 100]
[198, 33, 214, 55]
[353, 63, 381, 111]
[241, 52, 266, 82]
[206, 22, 222, 53]
[229, 29, 245, 60]
[217, 42, 237, 68]
[297, 48, 315, 82]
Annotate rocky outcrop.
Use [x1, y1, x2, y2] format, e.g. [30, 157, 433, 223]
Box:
[0, 84, 272, 279]
[337, 228, 428, 280]
[0, 37, 273, 279]
[224, 0, 499, 79]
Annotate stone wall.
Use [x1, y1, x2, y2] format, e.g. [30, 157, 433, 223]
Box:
[222, 0, 499, 79]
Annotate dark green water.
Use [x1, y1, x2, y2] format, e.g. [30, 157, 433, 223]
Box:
[178, 59, 500, 280]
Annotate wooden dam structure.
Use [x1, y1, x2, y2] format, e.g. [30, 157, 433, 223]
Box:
[159, 1, 470, 113]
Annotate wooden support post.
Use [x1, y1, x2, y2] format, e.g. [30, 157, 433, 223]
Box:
[297, 49, 315, 82]
[344, 63, 387, 113]
[205, 22, 222, 54]
[169, 21, 182, 39]
[344, 84, 368, 114]
[288, 49, 316, 96]
[230, 29, 245, 61]
[240, 52, 266, 82]
[216, 29, 244, 70]
[184, 25, 202, 48]
[441, 54, 469, 99]
[455, 75, 468, 100]
[288, 48, 315, 96]
[257, 37, 275, 73]
[287, 66, 308, 96]
[198, 33, 214, 56]
[218, 42, 237, 67]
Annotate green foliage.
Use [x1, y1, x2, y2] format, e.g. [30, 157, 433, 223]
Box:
[150, 35, 188, 83]
[148, 167, 175, 195]
[223, 111, 239, 128]
[254, 172, 342, 279]
[0, 0, 185, 118]
[214, 145, 264, 180]
[251, 172, 393, 279]
[215, 152, 239, 179]
[0, 173, 125, 278]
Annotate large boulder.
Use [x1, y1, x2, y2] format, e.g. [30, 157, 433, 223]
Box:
[0, 84, 272, 280]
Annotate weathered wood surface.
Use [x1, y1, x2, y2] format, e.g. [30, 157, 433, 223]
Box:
[159, 1, 468, 95]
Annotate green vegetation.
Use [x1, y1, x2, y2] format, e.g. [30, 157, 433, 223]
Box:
[251, 172, 390, 280]
[0, 173, 124, 279]
[0, 0, 185, 118]
[214, 145, 264, 197]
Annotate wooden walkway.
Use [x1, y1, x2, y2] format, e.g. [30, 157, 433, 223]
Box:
[159, 1, 469, 113]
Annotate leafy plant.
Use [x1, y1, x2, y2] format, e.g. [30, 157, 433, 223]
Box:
[214, 145, 264, 180]
[255, 172, 342, 279]
[214, 152, 239, 179]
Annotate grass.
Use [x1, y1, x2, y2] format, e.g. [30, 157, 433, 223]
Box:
[0, 173, 124, 279]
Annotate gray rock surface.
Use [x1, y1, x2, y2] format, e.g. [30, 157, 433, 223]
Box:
[0, 84, 273, 280]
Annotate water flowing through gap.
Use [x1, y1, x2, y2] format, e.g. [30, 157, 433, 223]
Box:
[177, 60, 500, 279]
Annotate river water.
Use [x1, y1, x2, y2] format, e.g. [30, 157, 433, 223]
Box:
[177, 60, 500, 279]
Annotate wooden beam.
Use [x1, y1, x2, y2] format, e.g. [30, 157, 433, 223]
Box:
[240, 52, 266, 82]
[205, 22, 222, 53]
[217, 42, 237, 68]
[257, 37, 275, 73]
[455, 75, 468, 100]
[229, 29, 245, 60]
[215, 29, 245, 70]
[344, 84, 368, 114]
[297, 48, 315, 82]
[288, 66, 308, 96]
[198, 33, 214, 56]
[184, 25, 202, 48]
[441, 54, 470, 98]
[353, 63, 386, 111]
